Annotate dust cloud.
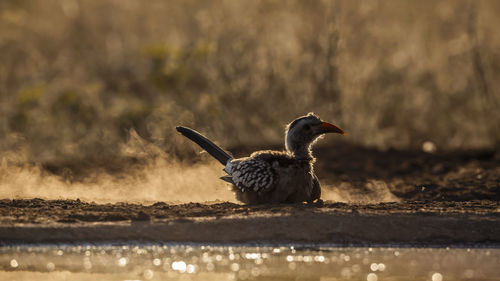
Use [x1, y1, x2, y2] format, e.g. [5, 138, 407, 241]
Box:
[0, 130, 237, 204]
[0, 161, 234, 204]
[0, 129, 400, 204]
[0, 128, 400, 204]
[0, 135, 399, 204]
[0, 160, 236, 205]
[322, 181, 400, 203]
[0, 160, 398, 205]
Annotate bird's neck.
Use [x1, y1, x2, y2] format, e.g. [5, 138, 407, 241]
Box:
[285, 132, 317, 161]
[287, 143, 314, 161]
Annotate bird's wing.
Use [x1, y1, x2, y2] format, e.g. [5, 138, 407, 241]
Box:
[226, 158, 277, 193]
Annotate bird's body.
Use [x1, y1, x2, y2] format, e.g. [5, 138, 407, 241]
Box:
[223, 150, 318, 204]
[176, 113, 345, 204]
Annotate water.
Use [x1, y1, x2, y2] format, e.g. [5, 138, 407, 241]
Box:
[1, 244, 498, 280]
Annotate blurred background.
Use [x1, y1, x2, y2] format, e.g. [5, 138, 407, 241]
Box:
[0, 0, 499, 202]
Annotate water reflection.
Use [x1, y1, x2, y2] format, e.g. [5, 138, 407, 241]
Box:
[0, 245, 498, 280]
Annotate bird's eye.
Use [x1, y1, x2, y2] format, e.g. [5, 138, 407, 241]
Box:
[304, 124, 311, 130]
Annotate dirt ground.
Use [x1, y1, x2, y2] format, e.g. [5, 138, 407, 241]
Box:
[0, 199, 498, 245]
[1, 143, 499, 245]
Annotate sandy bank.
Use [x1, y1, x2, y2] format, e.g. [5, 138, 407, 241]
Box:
[0, 199, 498, 245]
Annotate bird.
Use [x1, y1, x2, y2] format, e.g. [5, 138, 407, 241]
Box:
[176, 113, 345, 204]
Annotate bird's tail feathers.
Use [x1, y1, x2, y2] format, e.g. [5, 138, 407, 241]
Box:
[176, 126, 233, 166]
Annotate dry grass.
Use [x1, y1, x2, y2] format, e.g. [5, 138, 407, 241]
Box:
[0, 0, 499, 165]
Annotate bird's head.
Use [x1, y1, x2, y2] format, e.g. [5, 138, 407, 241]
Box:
[285, 112, 345, 156]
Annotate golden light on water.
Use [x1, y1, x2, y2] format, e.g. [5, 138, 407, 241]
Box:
[171, 261, 186, 272]
[118, 257, 127, 267]
[143, 269, 154, 279]
[83, 257, 92, 270]
[1, 245, 497, 280]
[432, 272, 443, 281]
[186, 264, 196, 274]
[367, 272, 378, 281]
[46, 262, 55, 271]
[230, 262, 239, 272]
[315, 255, 325, 262]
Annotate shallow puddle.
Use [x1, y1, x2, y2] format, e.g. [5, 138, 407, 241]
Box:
[0, 244, 498, 280]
